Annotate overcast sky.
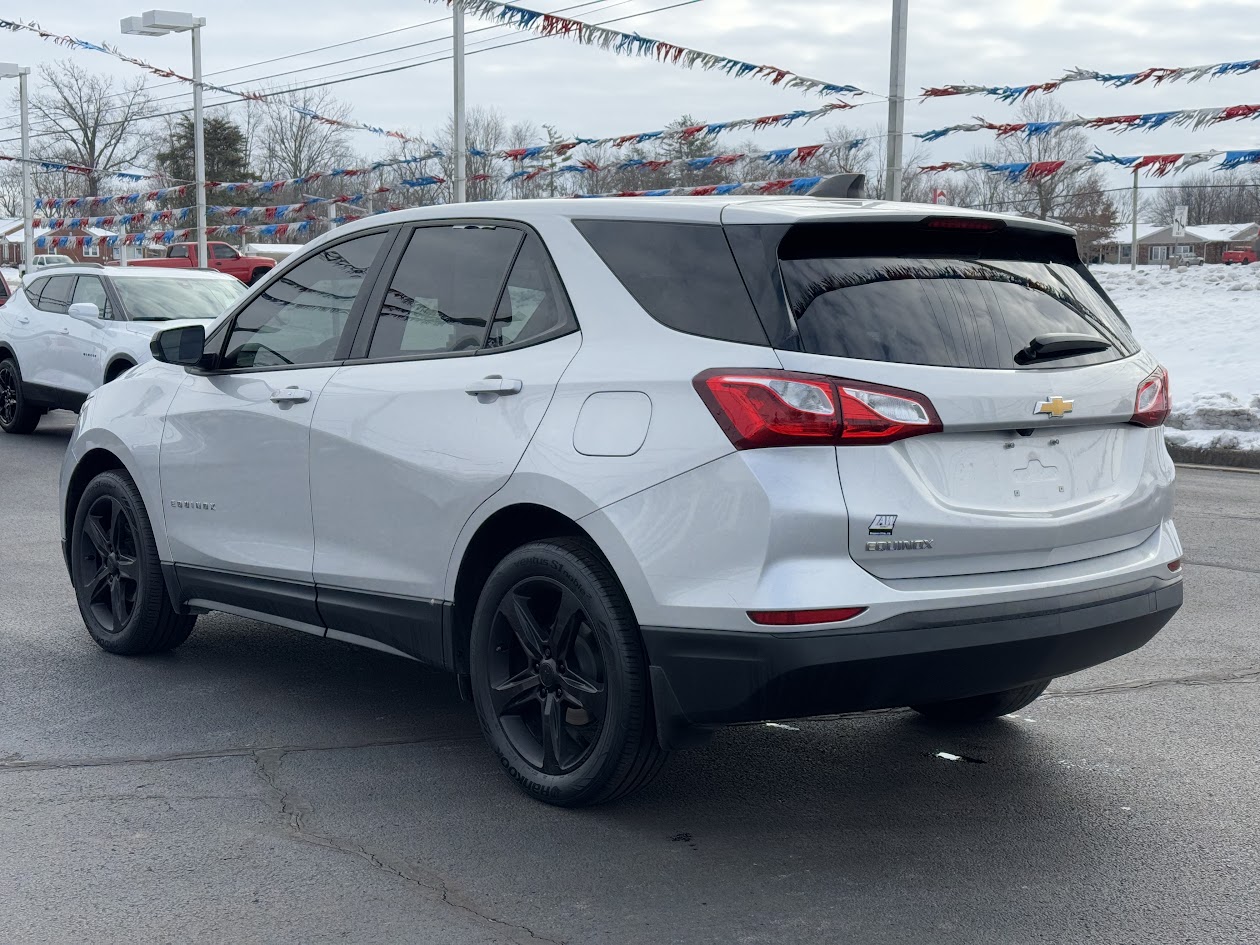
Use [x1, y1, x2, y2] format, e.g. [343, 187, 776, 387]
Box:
[4, 0, 1260, 189]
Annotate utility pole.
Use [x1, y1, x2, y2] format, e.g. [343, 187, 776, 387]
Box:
[452, 1, 467, 204]
[885, 0, 909, 202]
[1130, 166, 1139, 271]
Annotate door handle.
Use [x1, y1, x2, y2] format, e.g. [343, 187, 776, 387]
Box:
[464, 376, 522, 397]
[16, 316, 29, 324]
[269, 387, 312, 404]
[59, 327, 70, 334]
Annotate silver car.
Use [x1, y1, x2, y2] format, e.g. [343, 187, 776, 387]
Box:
[58, 196, 1183, 806]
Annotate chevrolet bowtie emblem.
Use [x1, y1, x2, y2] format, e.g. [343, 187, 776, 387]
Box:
[1035, 396, 1074, 418]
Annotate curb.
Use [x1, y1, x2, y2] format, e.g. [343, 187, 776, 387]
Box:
[1166, 442, 1260, 470]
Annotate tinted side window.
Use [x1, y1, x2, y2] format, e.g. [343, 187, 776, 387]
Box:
[36, 275, 75, 314]
[367, 225, 522, 359]
[169, 245, 189, 259]
[487, 234, 574, 349]
[221, 232, 386, 370]
[72, 276, 112, 319]
[574, 220, 768, 346]
[212, 244, 237, 260]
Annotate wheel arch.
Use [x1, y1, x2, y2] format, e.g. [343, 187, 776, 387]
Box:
[63, 447, 131, 552]
[449, 503, 603, 675]
[104, 356, 136, 383]
[0, 342, 17, 366]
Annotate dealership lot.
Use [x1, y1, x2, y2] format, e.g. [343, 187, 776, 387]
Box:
[1, 413, 1256, 945]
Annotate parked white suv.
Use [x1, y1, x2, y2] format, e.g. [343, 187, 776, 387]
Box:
[59, 196, 1183, 805]
[0, 266, 244, 432]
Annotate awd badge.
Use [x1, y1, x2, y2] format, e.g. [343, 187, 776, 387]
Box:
[868, 514, 897, 535]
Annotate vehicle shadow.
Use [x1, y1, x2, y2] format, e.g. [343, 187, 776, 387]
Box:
[25, 612, 1166, 943]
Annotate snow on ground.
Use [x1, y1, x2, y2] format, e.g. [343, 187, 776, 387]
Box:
[1091, 264, 1260, 452]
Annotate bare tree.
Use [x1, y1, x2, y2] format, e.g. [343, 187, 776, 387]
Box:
[1144, 170, 1260, 225]
[255, 88, 355, 181]
[21, 61, 153, 195]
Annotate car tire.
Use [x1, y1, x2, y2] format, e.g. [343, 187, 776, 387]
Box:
[911, 679, 1050, 722]
[0, 357, 42, 434]
[470, 537, 667, 807]
[70, 470, 196, 655]
[248, 268, 269, 285]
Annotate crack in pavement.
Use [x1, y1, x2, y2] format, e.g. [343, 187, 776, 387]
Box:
[0, 731, 479, 773]
[250, 749, 563, 945]
[1043, 665, 1260, 699]
[1183, 558, 1260, 575]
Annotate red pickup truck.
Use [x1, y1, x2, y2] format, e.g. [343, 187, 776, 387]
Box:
[128, 241, 277, 284]
[1222, 243, 1257, 265]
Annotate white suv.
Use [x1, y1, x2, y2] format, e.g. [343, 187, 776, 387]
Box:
[0, 266, 244, 432]
[59, 196, 1183, 806]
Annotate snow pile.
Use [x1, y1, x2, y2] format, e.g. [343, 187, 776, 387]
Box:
[1166, 392, 1260, 453]
[1091, 264, 1260, 452]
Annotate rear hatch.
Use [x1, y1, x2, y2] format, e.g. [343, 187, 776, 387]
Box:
[726, 216, 1172, 580]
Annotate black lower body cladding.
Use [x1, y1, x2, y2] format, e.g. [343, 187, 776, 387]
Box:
[643, 579, 1182, 730]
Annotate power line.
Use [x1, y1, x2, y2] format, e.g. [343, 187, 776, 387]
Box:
[0, 0, 705, 152]
[0, 0, 633, 135]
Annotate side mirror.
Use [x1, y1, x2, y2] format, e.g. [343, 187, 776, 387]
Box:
[150, 323, 206, 367]
[68, 302, 101, 322]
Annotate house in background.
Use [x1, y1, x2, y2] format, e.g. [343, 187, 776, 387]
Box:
[1093, 222, 1260, 265]
[0, 220, 117, 265]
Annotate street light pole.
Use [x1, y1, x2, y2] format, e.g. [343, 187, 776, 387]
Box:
[1, 64, 33, 273]
[453, 0, 467, 204]
[18, 68, 32, 275]
[191, 19, 207, 268]
[885, 0, 909, 202]
[121, 10, 206, 264]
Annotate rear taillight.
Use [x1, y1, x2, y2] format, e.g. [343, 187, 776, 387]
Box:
[1130, 366, 1170, 427]
[694, 369, 942, 448]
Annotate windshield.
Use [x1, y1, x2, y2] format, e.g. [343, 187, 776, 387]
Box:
[112, 276, 245, 321]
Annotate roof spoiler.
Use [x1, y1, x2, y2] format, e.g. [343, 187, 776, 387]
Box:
[807, 173, 865, 199]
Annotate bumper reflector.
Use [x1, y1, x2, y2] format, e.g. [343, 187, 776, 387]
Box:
[748, 607, 867, 626]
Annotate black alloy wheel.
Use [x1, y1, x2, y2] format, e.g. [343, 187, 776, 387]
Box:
[71, 470, 196, 654]
[470, 538, 667, 806]
[76, 494, 141, 634]
[488, 577, 608, 776]
[0, 361, 18, 426]
[0, 358, 39, 434]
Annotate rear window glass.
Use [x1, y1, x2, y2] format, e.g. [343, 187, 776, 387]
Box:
[573, 220, 768, 346]
[778, 227, 1137, 370]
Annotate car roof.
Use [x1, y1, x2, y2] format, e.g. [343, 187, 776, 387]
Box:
[24, 265, 240, 281]
[320, 195, 1076, 238]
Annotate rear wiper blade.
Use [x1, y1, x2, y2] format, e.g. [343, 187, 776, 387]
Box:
[1015, 333, 1111, 365]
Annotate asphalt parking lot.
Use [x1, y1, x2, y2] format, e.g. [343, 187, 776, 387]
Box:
[1, 411, 1257, 945]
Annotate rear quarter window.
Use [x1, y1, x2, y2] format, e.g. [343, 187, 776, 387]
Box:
[573, 219, 768, 346]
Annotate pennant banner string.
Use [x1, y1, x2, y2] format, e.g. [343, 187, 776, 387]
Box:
[34, 134, 868, 210]
[0, 153, 150, 178]
[916, 102, 1260, 142]
[923, 58, 1260, 103]
[33, 220, 318, 249]
[425, 0, 867, 98]
[572, 175, 824, 198]
[920, 147, 1260, 181]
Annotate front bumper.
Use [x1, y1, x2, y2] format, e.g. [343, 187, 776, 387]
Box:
[643, 577, 1182, 743]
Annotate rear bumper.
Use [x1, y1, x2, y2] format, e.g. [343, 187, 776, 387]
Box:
[642, 578, 1182, 739]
